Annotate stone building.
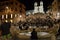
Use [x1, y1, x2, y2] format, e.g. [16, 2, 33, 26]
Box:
[0, 0, 26, 23]
[52, 0, 60, 19]
[26, 1, 45, 15]
[33, 1, 44, 14]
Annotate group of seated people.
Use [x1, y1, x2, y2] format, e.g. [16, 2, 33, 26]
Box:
[18, 17, 56, 30]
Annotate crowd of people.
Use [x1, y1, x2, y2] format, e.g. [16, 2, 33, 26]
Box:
[0, 15, 60, 40]
[18, 16, 56, 30]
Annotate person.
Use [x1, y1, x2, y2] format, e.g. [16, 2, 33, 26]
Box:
[31, 29, 38, 40]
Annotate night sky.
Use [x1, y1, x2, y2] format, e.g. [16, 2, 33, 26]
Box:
[19, 0, 54, 11]
[0, 0, 54, 11]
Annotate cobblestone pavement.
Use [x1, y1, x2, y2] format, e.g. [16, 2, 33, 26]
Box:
[0, 35, 60, 40]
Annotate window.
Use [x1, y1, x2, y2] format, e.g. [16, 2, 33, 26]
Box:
[20, 5, 22, 7]
[15, 8, 17, 11]
[5, 2, 9, 5]
[11, 8, 13, 11]
[11, 2, 13, 4]
[15, 2, 18, 5]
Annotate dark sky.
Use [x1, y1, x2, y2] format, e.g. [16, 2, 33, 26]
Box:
[19, 0, 54, 11]
[0, 0, 54, 11]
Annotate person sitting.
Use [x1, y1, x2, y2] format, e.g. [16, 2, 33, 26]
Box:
[30, 29, 38, 40]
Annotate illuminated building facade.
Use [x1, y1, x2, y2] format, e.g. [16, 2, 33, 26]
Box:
[52, 0, 60, 19]
[0, 0, 26, 23]
[33, 1, 44, 14]
[26, 1, 44, 15]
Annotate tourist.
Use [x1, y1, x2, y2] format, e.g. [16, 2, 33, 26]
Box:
[30, 29, 38, 40]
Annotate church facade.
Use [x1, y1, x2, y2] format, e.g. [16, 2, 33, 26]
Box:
[33, 1, 44, 14]
[26, 1, 45, 15]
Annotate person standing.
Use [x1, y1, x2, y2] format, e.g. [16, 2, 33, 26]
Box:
[31, 29, 38, 40]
